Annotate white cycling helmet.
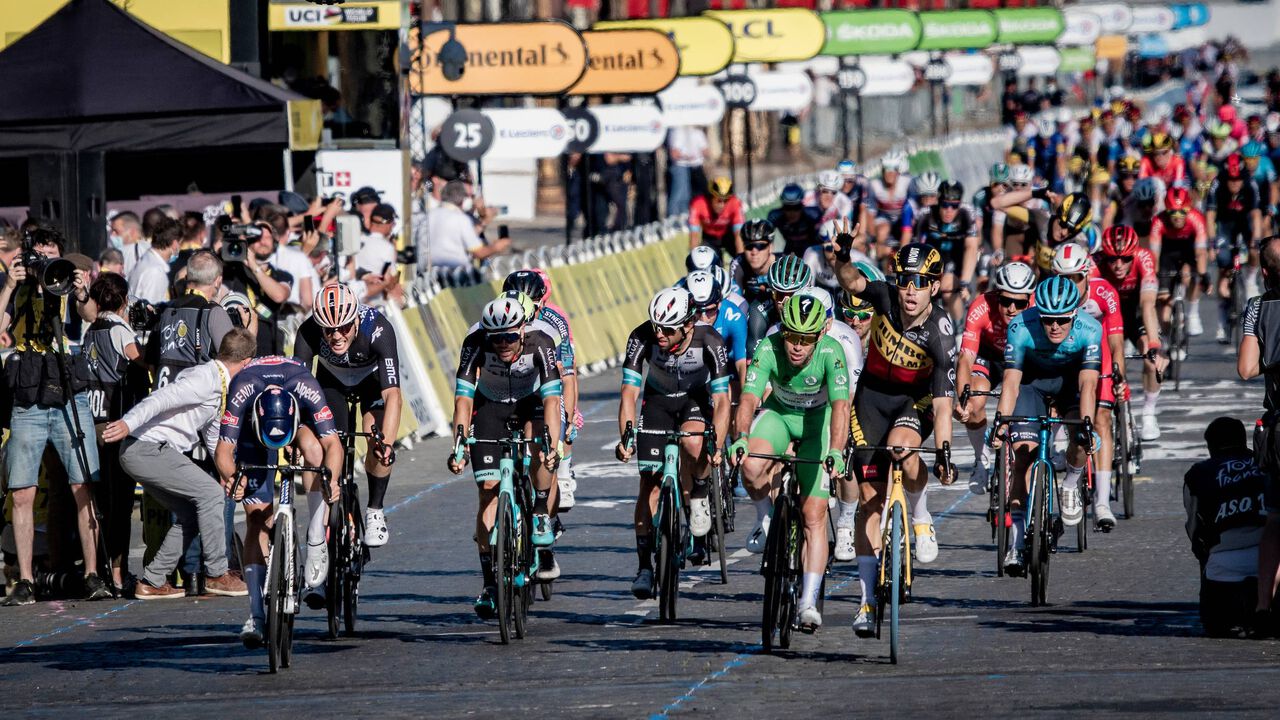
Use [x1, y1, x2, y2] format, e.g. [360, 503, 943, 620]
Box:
[480, 296, 527, 332]
[798, 286, 834, 318]
[1036, 115, 1056, 138]
[1107, 85, 1126, 102]
[992, 261, 1036, 294]
[916, 171, 942, 196]
[685, 270, 722, 307]
[1009, 164, 1035, 185]
[882, 151, 908, 173]
[818, 170, 843, 192]
[1056, 107, 1073, 125]
[836, 159, 858, 178]
[649, 287, 693, 328]
[686, 244, 719, 273]
[1051, 242, 1091, 276]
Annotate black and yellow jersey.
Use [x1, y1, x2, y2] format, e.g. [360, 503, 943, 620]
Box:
[856, 279, 956, 401]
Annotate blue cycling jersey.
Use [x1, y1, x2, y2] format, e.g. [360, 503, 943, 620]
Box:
[1004, 307, 1103, 379]
[713, 299, 748, 366]
[1253, 156, 1277, 186]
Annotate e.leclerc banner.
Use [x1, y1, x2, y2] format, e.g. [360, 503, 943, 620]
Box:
[411, 21, 587, 95]
[993, 8, 1064, 45]
[704, 8, 826, 63]
[594, 17, 734, 76]
[917, 10, 998, 52]
[820, 10, 921, 57]
[1057, 46, 1097, 73]
[569, 29, 680, 96]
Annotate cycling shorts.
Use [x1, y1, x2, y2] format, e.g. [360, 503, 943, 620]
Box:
[748, 400, 831, 499]
[1158, 248, 1197, 294]
[320, 372, 388, 437]
[470, 394, 544, 484]
[1010, 375, 1079, 443]
[1216, 224, 1253, 268]
[637, 391, 710, 474]
[1120, 297, 1147, 347]
[972, 353, 1006, 381]
[235, 442, 291, 506]
[849, 384, 934, 483]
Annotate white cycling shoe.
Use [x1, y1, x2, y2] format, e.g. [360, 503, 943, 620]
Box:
[834, 526, 857, 562]
[798, 605, 822, 631]
[1095, 502, 1117, 531]
[1188, 313, 1204, 337]
[746, 516, 771, 554]
[1141, 414, 1161, 442]
[1059, 485, 1083, 527]
[305, 541, 329, 589]
[239, 617, 264, 649]
[558, 474, 576, 510]
[913, 523, 938, 564]
[364, 508, 389, 547]
[689, 497, 712, 537]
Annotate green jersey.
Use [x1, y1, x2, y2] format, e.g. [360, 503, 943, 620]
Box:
[743, 334, 850, 411]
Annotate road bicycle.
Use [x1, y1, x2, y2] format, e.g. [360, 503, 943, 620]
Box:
[960, 385, 1013, 577]
[1158, 270, 1191, 391]
[1112, 350, 1161, 519]
[453, 422, 553, 644]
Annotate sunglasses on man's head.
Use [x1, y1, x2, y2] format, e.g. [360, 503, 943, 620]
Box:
[997, 295, 1029, 309]
[895, 273, 933, 289]
[782, 330, 821, 346]
[1040, 314, 1074, 327]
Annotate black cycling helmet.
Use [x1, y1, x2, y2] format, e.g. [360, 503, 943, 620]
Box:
[780, 183, 805, 207]
[1055, 192, 1093, 237]
[893, 243, 944, 278]
[502, 270, 547, 302]
[939, 180, 964, 204]
[741, 219, 776, 245]
[253, 386, 299, 450]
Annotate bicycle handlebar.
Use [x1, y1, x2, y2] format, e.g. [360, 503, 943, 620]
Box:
[959, 384, 999, 405]
[990, 412, 1095, 452]
[1123, 351, 1164, 384]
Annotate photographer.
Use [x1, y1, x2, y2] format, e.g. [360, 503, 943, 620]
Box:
[0, 227, 110, 605]
[145, 250, 235, 390]
[217, 217, 292, 356]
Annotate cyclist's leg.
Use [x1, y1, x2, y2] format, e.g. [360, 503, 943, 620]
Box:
[1094, 342, 1115, 516]
[888, 399, 932, 528]
[940, 263, 963, 324]
[356, 378, 392, 510]
[237, 453, 275, 626]
[849, 387, 894, 608]
[741, 406, 788, 515]
[794, 408, 832, 617]
[1008, 379, 1053, 550]
[965, 360, 996, 480]
[470, 397, 515, 592]
[677, 395, 711, 496]
[635, 394, 676, 570]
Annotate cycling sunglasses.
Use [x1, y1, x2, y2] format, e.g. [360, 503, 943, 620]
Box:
[820, 189, 837, 196]
[1040, 314, 1074, 327]
[745, 241, 772, 252]
[696, 303, 719, 316]
[895, 273, 935, 289]
[651, 322, 682, 337]
[941, 201, 962, 210]
[843, 308, 874, 321]
[322, 321, 355, 337]
[488, 331, 521, 344]
[771, 289, 796, 305]
[1168, 209, 1188, 219]
[1100, 254, 1134, 264]
[782, 330, 821, 346]
[997, 295, 1030, 309]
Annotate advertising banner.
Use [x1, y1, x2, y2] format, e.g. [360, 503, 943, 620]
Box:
[1015, 46, 1062, 77]
[269, 2, 400, 31]
[993, 8, 1064, 45]
[316, 149, 405, 225]
[1095, 34, 1129, 60]
[917, 11, 999, 52]
[1087, 4, 1134, 34]
[410, 21, 587, 95]
[820, 10, 922, 57]
[1059, 9, 1103, 46]
[1171, 4, 1209, 30]
[569, 29, 680, 95]
[656, 78, 727, 127]
[745, 71, 814, 112]
[851, 56, 916, 97]
[1057, 46, 1097, 73]
[944, 53, 994, 87]
[588, 105, 667, 153]
[704, 8, 826, 63]
[480, 108, 571, 159]
[1129, 7, 1176, 35]
[595, 17, 734, 76]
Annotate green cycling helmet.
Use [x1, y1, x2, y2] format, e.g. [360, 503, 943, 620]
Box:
[780, 294, 826, 334]
[767, 254, 813, 293]
[1208, 120, 1232, 139]
[989, 162, 1010, 184]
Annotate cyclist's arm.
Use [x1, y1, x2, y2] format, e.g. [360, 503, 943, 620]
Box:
[1102, 200, 1118, 230]
[996, 368, 1023, 417]
[997, 320, 1029, 417]
[1239, 297, 1262, 379]
[833, 250, 869, 294]
[1194, 214, 1209, 276]
[960, 230, 980, 288]
[730, 204, 746, 255]
[704, 330, 733, 451]
[619, 327, 647, 439]
[956, 298, 987, 395]
[1078, 368, 1100, 422]
[824, 348, 851, 453]
[214, 438, 237, 488]
[1251, 208, 1264, 241]
[735, 342, 774, 435]
[294, 320, 318, 369]
[1149, 218, 1164, 260]
[535, 341, 564, 447]
[453, 332, 484, 435]
[1205, 208, 1217, 238]
[991, 212, 1006, 259]
[990, 187, 1035, 211]
[1140, 289, 1161, 350]
[930, 322, 957, 448]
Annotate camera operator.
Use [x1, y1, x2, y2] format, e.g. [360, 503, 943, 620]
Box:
[217, 218, 293, 357]
[0, 226, 111, 605]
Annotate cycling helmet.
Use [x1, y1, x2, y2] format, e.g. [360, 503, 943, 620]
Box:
[798, 286, 834, 317]
[838, 288, 875, 314]
[1057, 107, 1073, 125]
[649, 287, 693, 328]
[313, 282, 359, 328]
[780, 183, 805, 207]
[686, 244, 720, 272]
[502, 269, 548, 302]
[532, 267, 553, 301]
[1149, 132, 1173, 152]
[708, 176, 734, 200]
[1009, 164, 1035, 185]
[1132, 178, 1159, 203]
[1036, 116, 1056, 138]
[818, 171, 843, 192]
[767, 254, 814, 292]
[1034, 275, 1081, 317]
[893, 243, 943, 278]
[1081, 224, 1101, 254]
[916, 172, 942, 197]
[480, 296, 527, 331]
[707, 264, 731, 294]
[741, 219, 776, 245]
[253, 386, 300, 450]
[1243, 140, 1266, 159]
[1218, 104, 1238, 123]
[1116, 156, 1142, 176]
[989, 162, 1010, 184]
[499, 291, 536, 324]
[1055, 192, 1093, 236]
[1173, 104, 1192, 122]
[836, 159, 858, 178]
[1152, 101, 1173, 120]
[685, 270, 723, 307]
[780, 293, 826, 334]
[882, 151, 908, 173]
[1051, 242, 1091, 276]
[992, 261, 1036, 294]
[1224, 153, 1247, 180]
[1100, 224, 1140, 257]
[1165, 186, 1192, 212]
[939, 180, 964, 204]
[1208, 119, 1232, 139]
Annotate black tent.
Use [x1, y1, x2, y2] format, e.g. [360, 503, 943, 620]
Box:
[0, 0, 318, 253]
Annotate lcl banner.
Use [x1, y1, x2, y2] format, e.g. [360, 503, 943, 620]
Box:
[411, 21, 587, 95]
[569, 29, 680, 96]
[703, 8, 826, 63]
[595, 17, 734, 76]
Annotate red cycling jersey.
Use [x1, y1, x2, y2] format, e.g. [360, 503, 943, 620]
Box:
[1149, 209, 1208, 251]
[689, 195, 745, 241]
[1091, 246, 1158, 298]
[1139, 154, 1186, 187]
[960, 292, 1020, 360]
[1080, 276, 1123, 403]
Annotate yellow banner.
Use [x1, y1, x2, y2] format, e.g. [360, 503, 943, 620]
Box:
[595, 17, 734, 76]
[704, 8, 825, 63]
[570, 29, 680, 96]
[410, 21, 588, 96]
[1095, 35, 1128, 60]
[287, 99, 322, 151]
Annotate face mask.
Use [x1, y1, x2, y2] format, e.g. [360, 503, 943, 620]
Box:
[461, 196, 474, 212]
[168, 253, 179, 266]
[109, 233, 124, 250]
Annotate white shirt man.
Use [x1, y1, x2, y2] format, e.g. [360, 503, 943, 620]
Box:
[354, 231, 397, 276]
[128, 248, 171, 304]
[270, 241, 318, 308]
[667, 127, 708, 169]
[425, 202, 482, 269]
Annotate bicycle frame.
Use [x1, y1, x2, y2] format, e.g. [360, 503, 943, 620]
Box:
[990, 414, 1093, 541]
[460, 429, 544, 585]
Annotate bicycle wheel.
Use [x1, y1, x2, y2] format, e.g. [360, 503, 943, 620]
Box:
[888, 502, 904, 665]
[760, 496, 790, 652]
[778, 506, 801, 650]
[325, 503, 342, 640]
[513, 506, 531, 640]
[1028, 465, 1050, 607]
[343, 492, 364, 637]
[265, 526, 285, 673]
[722, 460, 737, 534]
[657, 484, 680, 622]
[1170, 299, 1186, 391]
[1232, 272, 1247, 348]
[1115, 400, 1135, 520]
[709, 467, 729, 585]
[995, 447, 1009, 578]
[280, 526, 296, 669]
[494, 501, 514, 645]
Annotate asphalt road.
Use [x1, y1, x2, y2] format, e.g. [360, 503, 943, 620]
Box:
[3, 303, 1280, 718]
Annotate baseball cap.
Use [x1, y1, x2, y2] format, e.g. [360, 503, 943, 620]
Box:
[351, 187, 380, 205]
[370, 203, 398, 223]
[277, 190, 310, 216]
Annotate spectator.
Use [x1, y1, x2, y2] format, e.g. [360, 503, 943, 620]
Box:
[1184, 417, 1269, 637]
[221, 215, 293, 356]
[98, 247, 124, 277]
[590, 152, 632, 236]
[666, 126, 708, 217]
[141, 206, 175, 242]
[350, 186, 381, 232]
[103, 329, 257, 600]
[422, 180, 510, 272]
[109, 211, 150, 275]
[353, 203, 402, 306]
[128, 217, 179, 304]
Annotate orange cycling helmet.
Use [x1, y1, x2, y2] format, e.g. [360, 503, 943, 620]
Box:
[1165, 186, 1192, 213]
[1099, 225, 1140, 257]
[314, 282, 359, 328]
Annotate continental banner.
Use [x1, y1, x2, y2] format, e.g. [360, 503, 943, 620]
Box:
[595, 17, 734, 76]
[410, 21, 588, 96]
[570, 29, 680, 96]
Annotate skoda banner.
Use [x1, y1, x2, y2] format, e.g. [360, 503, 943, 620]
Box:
[917, 11, 998, 52]
[820, 10, 922, 57]
[479, 108, 572, 159]
[745, 70, 814, 112]
[589, 105, 666, 153]
[656, 78, 726, 127]
[993, 8, 1064, 45]
[411, 21, 587, 95]
[1057, 46, 1097, 73]
[569, 30, 680, 96]
[704, 9, 826, 63]
[1059, 9, 1103, 46]
[595, 17, 734, 76]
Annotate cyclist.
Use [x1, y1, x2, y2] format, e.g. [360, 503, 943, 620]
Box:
[992, 276, 1102, 575]
[1242, 140, 1279, 225]
[805, 170, 855, 225]
[1053, 243, 1125, 530]
[989, 164, 1048, 263]
[972, 164, 1010, 254]
[1150, 187, 1209, 339]
[833, 238, 958, 637]
[689, 176, 746, 257]
[616, 287, 731, 597]
[956, 261, 1037, 493]
[1140, 132, 1188, 191]
[1092, 225, 1166, 442]
[1101, 156, 1142, 229]
[868, 151, 915, 256]
[838, 288, 876, 343]
[1173, 105, 1204, 166]
[1033, 115, 1067, 187]
[763, 253, 815, 338]
[991, 186, 1093, 274]
[731, 219, 779, 353]
[448, 296, 564, 617]
[214, 359, 344, 647]
[909, 171, 942, 214]
[1204, 120, 1239, 168]
[767, 183, 822, 256]
[730, 293, 849, 631]
[687, 270, 747, 387]
[293, 283, 402, 605]
[836, 159, 869, 229]
[1206, 153, 1265, 340]
[1120, 177, 1164, 243]
[913, 179, 979, 322]
[806, 220, 871, 296]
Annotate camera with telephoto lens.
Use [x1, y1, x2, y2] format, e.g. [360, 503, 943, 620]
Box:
[128, 300, 160, 332]
[19, 228, 76, 297]
[217, 222, 263, 264]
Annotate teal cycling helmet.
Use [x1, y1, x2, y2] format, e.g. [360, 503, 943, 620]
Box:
[1243, 140, 1266, 158]
[1034, 275, 1081, 317]
[989, 162, 1010, 184]
[767, 254, 813, 293]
